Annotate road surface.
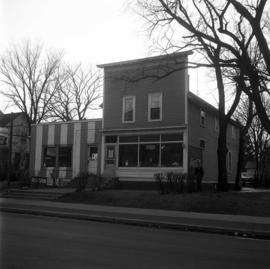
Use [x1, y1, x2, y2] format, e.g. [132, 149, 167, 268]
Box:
[1, 212, 269, 269]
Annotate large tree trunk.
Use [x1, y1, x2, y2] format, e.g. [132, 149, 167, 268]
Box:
[217, 120, 228, 191]
[234, 135, 245, 190]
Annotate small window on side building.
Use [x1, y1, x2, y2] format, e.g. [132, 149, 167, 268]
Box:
[199, 139, 206, 150]
[200, 110, 206, 127]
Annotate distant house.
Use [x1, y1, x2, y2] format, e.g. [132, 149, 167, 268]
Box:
[0, 112, 29, 180]
[29, 52, 240, 187]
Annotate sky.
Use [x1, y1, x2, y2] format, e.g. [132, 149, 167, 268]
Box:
[0, 0, 216, 117]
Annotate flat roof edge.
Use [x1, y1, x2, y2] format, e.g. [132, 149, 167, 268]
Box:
[31, 118, 102, 127]
[97, 51, 193, 69]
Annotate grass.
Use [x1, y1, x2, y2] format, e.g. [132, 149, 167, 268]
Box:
[58, 189, 270, 217]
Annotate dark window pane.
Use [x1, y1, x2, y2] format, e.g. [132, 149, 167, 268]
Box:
[119, 144, 138, 167]
[105, 136, 117, 143]
[161, 133, 183, 141]
[199, 139, 205, 149]
[151, 107, 160, 120]
[119, 136, 138, 143]
[124, 110, 133, 122]
[43, 147, 56, 167]
[89, 146, 98, 160]
[58, 146, 72, 167]
[139, 143, 160, 167]
[140, 135, 160, 142]
[161, 143, 183, 167]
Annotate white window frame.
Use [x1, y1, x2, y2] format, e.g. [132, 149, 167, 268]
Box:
[200, 110, 206, 127]
[122, 96, 135, 123]
[148, 93, 163, 122]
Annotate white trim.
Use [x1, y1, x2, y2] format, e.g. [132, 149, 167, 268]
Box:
[35, 125, 43, 175]
[148, 93, 162, 122]
[122, 95, 136, 123]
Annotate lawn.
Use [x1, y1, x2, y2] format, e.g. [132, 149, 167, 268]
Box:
[58, 189, 270, 217]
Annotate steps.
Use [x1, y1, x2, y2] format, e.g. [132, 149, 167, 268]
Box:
[1, 189, 66, 201]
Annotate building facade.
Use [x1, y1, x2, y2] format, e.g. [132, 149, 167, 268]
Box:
[29, 52, 240, 186]
[29, 119, 102, 185]
[98, 52, 240, 185]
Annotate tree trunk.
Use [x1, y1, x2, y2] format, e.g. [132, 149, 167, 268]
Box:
[217, 120, 228, 191]
[234, 135, 245, 190]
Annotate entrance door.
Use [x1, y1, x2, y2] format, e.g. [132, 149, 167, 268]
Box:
[88, 145, 98, 174]
[104, 145, 116, 176]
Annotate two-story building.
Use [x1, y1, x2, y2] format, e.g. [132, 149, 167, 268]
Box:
[98, 51, 240, 187]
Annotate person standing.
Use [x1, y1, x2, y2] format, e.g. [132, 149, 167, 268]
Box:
[195, 159, 204, 191]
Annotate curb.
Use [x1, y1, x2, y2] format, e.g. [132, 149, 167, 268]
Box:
[1, 207, 270, 240]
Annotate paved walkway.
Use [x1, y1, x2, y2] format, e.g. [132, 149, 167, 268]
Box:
[0, 197, 269, 239]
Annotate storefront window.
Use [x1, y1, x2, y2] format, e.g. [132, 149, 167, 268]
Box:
[43, 147, 56, 167]
[58, 146, 72, 167]
[139, 143, 160, 167]
[119, 144, 138, 167]
[117, 133, 184, 168]
[161, 143, 183, 167]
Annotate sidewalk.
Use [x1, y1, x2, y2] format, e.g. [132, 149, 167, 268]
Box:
[1, 197, 270, 239]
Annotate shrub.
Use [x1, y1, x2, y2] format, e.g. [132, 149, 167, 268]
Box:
[71, 172, 89, 191]
[155, 173, 167, 194]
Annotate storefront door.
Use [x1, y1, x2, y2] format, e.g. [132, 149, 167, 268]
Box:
[88, 145, 98, 174]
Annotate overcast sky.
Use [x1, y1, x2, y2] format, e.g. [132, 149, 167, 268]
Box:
[0, 0, 216, 116]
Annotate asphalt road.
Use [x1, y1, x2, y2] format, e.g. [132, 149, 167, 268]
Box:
[1, 212, 269, 269]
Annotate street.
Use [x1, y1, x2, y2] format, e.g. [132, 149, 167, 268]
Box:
[1, 212, 269, 269]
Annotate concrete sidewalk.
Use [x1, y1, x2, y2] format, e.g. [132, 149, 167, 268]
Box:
[0, 197, 269, 239]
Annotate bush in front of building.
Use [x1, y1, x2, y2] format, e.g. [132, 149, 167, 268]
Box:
[155, 172, 187, 194]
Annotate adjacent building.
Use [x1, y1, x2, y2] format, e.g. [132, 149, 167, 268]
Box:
[0, 112, 29, 180]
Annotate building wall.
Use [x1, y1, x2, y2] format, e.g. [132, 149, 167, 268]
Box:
[29, 119, 102, 184]
[188, 100, 240, 183]
[103, 61, 187, 130]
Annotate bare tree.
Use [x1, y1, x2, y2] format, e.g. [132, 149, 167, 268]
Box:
[0, 41, 62, 133]
[49, 64, 102, 121]
[135, 0, 250, 190]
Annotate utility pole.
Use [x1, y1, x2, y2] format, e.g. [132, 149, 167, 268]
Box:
[7, 113, 13, 186]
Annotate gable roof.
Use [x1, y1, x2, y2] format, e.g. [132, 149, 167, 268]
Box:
[0, 112, 25, 127]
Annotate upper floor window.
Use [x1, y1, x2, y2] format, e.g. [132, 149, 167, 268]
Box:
[200, 110, 205, 127]
[148, 93, 162, 121]
[122, 96, 135, 123]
